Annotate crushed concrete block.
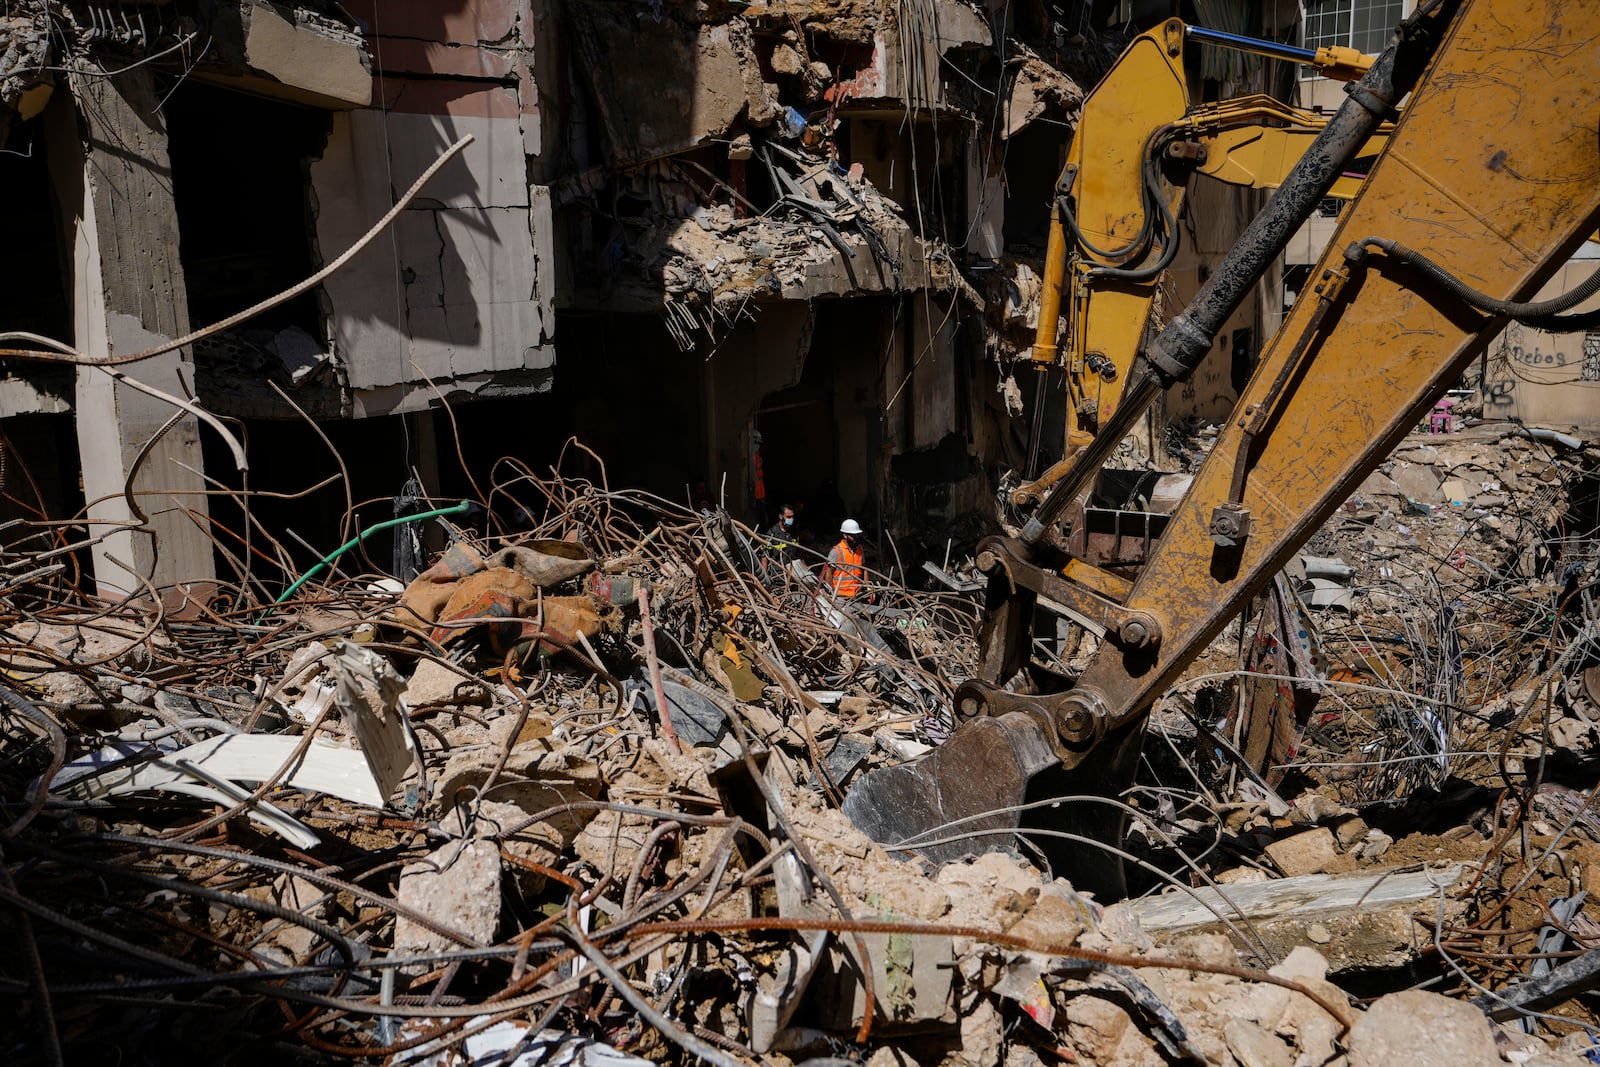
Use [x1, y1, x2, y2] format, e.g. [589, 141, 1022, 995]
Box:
[393, 839, 502, 966]
[1354, 829, 1393, 860]
[1004, 884, 1087, 949]
[264, 874, 329, 959]
[31, 671, 129, 727]
[1064, 995, 1150, 1064]
[955, 997, 1004, 1067]
[1173, 931, 1238, 968]
[1271, 945, 1330, 983]
[1390, 463, 1443, 503]
[572, 806, 655, 875]
[1265, 947, 1348, 1063]
[1225, 1017, 1294, 1067]
[1348, 990, 1502, 1067]
[433, 748, 601, 874]
[838, 694, 875, 716]
[1357, 470, 1402, 497]
[1128, 864, 1466, 973]
[938, 850, 1046, 898]
[1264, 828, 1339, 876]
[771, 43, 805, 75]
[403, 658, 489, 708]
[1288, 793, 1347, 825]
[1333, 816, 1370, 850]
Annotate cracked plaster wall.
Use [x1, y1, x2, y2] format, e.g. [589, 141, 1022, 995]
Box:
[1478, 255, 1600, 431]
[313, 0, 554, 417]
[565, 7, 777, 164]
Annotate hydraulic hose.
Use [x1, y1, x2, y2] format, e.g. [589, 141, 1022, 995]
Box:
[1019, 0, 1454, 547]
[1081, 160, 1185, 282]
[1056, 182, 1158, 265]
[1140, 17, 1433, 386]
[1056, 137, 1183, 279]
[1344, 237, 1600, 330]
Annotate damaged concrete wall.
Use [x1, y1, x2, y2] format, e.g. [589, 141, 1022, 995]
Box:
[49, 74, 215, 596]
[313, 0, 555, 417]
[565, 6, 777, 163]
[1478, 253, 1600, 431]
[200, 1, 372, 110]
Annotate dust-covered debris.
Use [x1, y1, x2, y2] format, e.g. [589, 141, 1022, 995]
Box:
[0, 424, 1595, 1064]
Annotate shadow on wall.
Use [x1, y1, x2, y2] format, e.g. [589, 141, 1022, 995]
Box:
[317, 0, 552, 403]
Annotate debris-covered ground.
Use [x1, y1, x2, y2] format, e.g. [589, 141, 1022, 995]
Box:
[1, 427, 1598, 1066]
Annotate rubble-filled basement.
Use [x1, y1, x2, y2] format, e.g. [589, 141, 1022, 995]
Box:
[1, 0, 1599, 1064]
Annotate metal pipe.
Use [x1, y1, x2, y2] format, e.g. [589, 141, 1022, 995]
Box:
[1020, 2, 1449, 547]
[1183, 25, 1317, 66]
[1145, 27, 1416, 383]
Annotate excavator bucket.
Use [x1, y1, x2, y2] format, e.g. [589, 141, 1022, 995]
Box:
[842, 710, 1148, 898]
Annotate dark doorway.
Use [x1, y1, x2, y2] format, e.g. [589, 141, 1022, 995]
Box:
[164, 82, 331, 334]
[758, 323, 839, 541]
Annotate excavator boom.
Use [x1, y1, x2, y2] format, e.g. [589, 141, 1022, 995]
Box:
[846, 0, 1600, 895]
[1017, 19, 1389, 504]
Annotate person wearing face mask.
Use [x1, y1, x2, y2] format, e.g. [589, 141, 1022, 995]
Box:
[763, 504, 799, 564]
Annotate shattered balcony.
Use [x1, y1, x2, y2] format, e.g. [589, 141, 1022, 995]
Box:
[558, 147, 966, 346]
[556, 0, 1006, 344]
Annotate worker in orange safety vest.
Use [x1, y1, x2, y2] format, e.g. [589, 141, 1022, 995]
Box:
[821, 518, 867, 599]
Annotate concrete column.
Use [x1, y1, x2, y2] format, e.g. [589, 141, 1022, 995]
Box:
[54, 69, 214, 597]
[967, 129, 1004, 261]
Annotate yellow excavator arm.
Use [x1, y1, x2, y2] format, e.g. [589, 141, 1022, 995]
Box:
[1016, 20, 1389, 506]
[847, 0, 1600, 895]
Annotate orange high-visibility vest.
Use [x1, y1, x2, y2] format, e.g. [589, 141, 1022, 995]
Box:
[827, 539, 864, 598]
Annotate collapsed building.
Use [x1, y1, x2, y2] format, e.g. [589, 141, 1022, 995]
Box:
[3, 0, 1594, 601]
[0, 0, 1345, 601]
[2, 1, 1600, 1063]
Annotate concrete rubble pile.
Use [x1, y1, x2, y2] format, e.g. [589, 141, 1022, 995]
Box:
[0, 433, 1597, 1065]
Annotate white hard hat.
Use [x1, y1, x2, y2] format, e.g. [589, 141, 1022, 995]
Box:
[840, 519, 863, 535]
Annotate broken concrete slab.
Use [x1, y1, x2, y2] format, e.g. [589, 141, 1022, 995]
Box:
[1347, 989, 1502, 1067]
[1004, 56, 1084, 138]
[1263, 827, 1340, 877]
[1391, 462, 1444, 503]
[1128, 864, 1467, 972]
[565, 8, 776, 162]
[202, 0, 372, 110]
[1224, 1017, 1295, 1067]
[403, 658, 491, 708]
[393, 838, 501, 965]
